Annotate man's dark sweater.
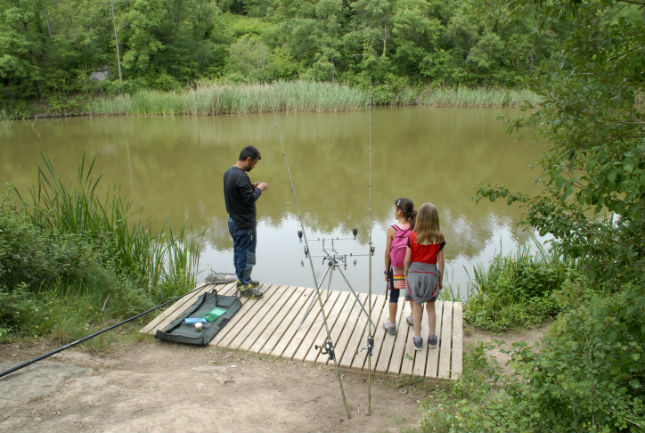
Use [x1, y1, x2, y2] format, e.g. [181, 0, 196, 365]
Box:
[223, 166, 262, 228]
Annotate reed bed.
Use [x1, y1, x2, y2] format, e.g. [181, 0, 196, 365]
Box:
[419, 86, 541, 107]
[89, 81, 368, 116]
[88, 81, 540, 117]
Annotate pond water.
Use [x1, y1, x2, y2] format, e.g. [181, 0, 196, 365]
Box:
[0, 107, 546, 299]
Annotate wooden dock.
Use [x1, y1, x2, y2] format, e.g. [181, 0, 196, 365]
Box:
[141, 281, 463, 380]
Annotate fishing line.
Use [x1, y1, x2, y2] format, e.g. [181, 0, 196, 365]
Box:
[0, 282, 210, 379]
[268, 88, 351, 419]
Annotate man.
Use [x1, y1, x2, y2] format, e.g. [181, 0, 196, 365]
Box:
[223, 145, 269, 298]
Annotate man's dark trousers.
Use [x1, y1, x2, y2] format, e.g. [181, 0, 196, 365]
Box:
[228, 216, 256, 285]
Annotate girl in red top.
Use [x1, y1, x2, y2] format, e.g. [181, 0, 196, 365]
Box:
[404, 202, 445, 351]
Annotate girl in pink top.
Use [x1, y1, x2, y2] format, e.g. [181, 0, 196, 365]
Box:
[383, 198, 416, 335]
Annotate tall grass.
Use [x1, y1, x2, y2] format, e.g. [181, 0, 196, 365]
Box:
[87, 81, 540, 117]
[1, 155, 201, 342]
[464, 241, 569, 331]
[418, 86, 542, 107]
[89, 80, 368, 116]
[24, 155, 200, 291]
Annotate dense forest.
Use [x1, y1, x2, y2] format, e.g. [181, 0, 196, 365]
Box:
[0, 0, 557, 112]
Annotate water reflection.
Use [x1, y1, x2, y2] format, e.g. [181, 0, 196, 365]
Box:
[0, 107, 545, 298]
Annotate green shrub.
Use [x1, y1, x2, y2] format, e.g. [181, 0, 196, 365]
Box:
[421, 282, 645, 433]
[464, 246, 568, 331]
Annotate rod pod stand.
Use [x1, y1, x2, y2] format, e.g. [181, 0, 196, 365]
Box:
[296, 252, 376, 332]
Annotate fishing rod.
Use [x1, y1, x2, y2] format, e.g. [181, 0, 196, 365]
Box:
[366, 82, 375, 416]
[268, 89, 351, 419]
[0, 282, 209, 380]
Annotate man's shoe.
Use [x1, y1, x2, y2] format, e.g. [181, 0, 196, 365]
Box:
[249, 280, 261, 289]
[239, 284, 264, 299]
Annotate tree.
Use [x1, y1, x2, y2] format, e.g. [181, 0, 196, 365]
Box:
[479, 0, 644, 280]
[0, 0, 49, 101]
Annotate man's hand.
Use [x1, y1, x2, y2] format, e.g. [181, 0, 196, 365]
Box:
[254, 182, 269, 191]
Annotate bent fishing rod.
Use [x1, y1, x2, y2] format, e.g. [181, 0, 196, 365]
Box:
[0, 282, 209, 380]
[268, 88, 351, 419]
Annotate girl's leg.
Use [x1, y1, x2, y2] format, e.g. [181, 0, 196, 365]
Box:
[388, 287, 400, 322]
[411, 301, 423, 337]
[426, 301, 436, 335]
[388, 301, 397, 323]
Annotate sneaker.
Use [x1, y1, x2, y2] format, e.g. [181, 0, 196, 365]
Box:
[413, 336, 423, 351]
[236, 280, 245, 295]
[406, 315, 414, 327]
[428, 334, 438, 348]
[382, 320, 397, 336]
[249, 280, 261, 288]
[239, 284, 264, 299]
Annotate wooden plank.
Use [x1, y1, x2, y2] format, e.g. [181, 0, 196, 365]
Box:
[292, 290, 345, 362]
[332, 293, 369, 366]
[234, 285, 294, 351]
[451, 302, 463, 379]
[387, 299, 412, 375]
[278, 288, 335, 359]
[412, 300, 432, 377]
[374, 296, 406, 373]
[210, 281, 277, 345]
[143, 283, 222, 334]
[337, 294, 380, 369]
[399, 300, 416, 376]
[258, 287, 311, 355]
[249, 286, 305, 354]
[426, 301, 444, 378]
[269, 287, 326, 357]
[214, 284, 280, 347]
[354, 293, 387, 370]
[307, 291, 355, 363]
[438, 301, 454, 378]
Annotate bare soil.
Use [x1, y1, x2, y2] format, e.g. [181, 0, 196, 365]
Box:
[0, 324, 548, 433]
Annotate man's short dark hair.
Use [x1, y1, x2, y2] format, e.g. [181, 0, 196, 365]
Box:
[239, 145, 261, 161]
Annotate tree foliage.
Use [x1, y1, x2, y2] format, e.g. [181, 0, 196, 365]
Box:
[1, 0, 558, 112]
[469, 1, 645, 431]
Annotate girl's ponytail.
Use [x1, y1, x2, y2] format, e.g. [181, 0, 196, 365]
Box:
[408, 209, 417, 229]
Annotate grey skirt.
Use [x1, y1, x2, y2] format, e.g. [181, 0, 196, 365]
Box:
[406, 262, 440, 304]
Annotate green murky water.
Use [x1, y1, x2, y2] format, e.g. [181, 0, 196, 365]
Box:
[0, 107, 546, 298]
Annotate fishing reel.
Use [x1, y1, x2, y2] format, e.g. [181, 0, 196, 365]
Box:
[359, 334, 375, 357]
[315, 337, 336, 361]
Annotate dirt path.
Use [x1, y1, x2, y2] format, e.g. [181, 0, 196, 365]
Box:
[0, 323, 549, 433]
[1, 338, 427, 433]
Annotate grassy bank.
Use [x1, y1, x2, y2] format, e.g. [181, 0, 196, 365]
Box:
[0, 156, 200, 344]
[85, 81, 541, 117]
